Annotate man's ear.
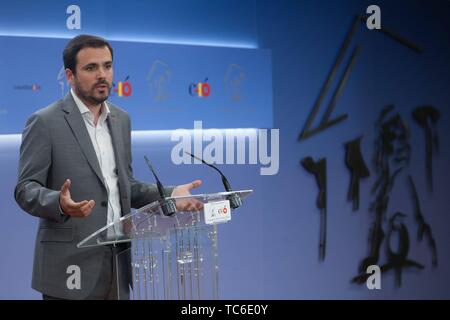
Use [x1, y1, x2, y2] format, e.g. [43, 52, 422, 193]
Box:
[65, 68, 74, 86]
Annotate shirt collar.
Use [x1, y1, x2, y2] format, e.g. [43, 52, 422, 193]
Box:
[70, 88, 110, 121]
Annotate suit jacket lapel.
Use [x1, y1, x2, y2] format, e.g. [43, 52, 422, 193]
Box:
[107, 111, 124, 161]
[107, 110, 128, 202]
[61, 93, 106, 188]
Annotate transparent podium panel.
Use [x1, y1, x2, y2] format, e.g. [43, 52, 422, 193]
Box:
[77, 190, 252, 300]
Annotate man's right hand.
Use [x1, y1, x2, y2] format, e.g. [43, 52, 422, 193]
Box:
[59, 179, 95, 217]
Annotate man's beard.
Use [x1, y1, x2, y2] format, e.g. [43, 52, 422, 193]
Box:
[74, 78, 111, 106]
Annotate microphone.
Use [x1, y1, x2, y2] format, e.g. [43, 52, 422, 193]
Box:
[144, 155, 176, 216]
[185, 152, 242, 209]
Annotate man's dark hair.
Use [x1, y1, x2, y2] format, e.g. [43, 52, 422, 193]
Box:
[63, 34, 113, 75]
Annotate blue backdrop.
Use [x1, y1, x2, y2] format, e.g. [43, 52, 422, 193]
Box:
[0, 37, 272, 132]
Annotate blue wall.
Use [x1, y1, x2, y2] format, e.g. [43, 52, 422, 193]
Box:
[257, 0, 450, 298]
[1, 0, 449, 299]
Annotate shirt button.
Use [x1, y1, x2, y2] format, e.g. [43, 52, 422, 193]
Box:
[101, 201, 107, 207]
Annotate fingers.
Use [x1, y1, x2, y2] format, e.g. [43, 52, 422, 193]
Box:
[195, 200, 204, 210]
[78, 200, 95, 217]
[73, 200, 95, 217]
[176, 198, 204, 212]
[60, 179, 71, 195]
[189, 199, 204, 211]
[184, 201, 195, 211]
[63, 199, 96, 217]
[59, 179, 95, 217]
[172, 179, 202, 198]
[68, 200, 89, 209]
[189, 179, 202, 190]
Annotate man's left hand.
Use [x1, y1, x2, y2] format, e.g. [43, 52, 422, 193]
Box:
[171, 179, 204, 211]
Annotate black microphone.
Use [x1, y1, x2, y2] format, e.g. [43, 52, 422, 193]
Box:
[144, 155, 176, 216]
[185, 152, 242, 209]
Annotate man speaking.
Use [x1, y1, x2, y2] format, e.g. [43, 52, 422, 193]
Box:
[14, 34, 202, 300]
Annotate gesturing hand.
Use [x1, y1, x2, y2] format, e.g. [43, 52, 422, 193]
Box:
[171, 179, 204, 212]
[59, 179, 95, 217]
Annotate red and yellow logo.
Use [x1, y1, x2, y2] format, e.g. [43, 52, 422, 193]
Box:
[189, 78, 211, 97]
[113, 76, 132, 97]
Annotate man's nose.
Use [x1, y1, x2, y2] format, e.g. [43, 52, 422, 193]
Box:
[97, 66, 107, 79]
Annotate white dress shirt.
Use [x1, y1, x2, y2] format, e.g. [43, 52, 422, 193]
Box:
[71, 89, 122, 237]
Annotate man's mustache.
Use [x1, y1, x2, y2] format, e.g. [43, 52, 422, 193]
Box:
[93, 80, 111, 89]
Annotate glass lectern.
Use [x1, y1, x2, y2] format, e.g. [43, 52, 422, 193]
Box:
[77, 190, 252, 300]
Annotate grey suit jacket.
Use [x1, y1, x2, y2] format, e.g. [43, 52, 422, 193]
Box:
[14, 93, 172, 299]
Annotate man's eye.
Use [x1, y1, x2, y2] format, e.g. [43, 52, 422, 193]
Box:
[106, 64, 112, 69]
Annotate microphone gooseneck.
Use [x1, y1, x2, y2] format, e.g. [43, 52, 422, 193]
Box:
[186, 152, 242, 209]
[144, 155, 176, 216]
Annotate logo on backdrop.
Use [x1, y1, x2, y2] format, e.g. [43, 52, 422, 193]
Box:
[189, 78, 211, 98]
[224, 64, 245, 102]
[13, 84, 41, 91]
[113, 76, 132, 97]
[57, 66, 69, 98]
[146, 60, 171, 102]
[66, 5, 81, 30]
